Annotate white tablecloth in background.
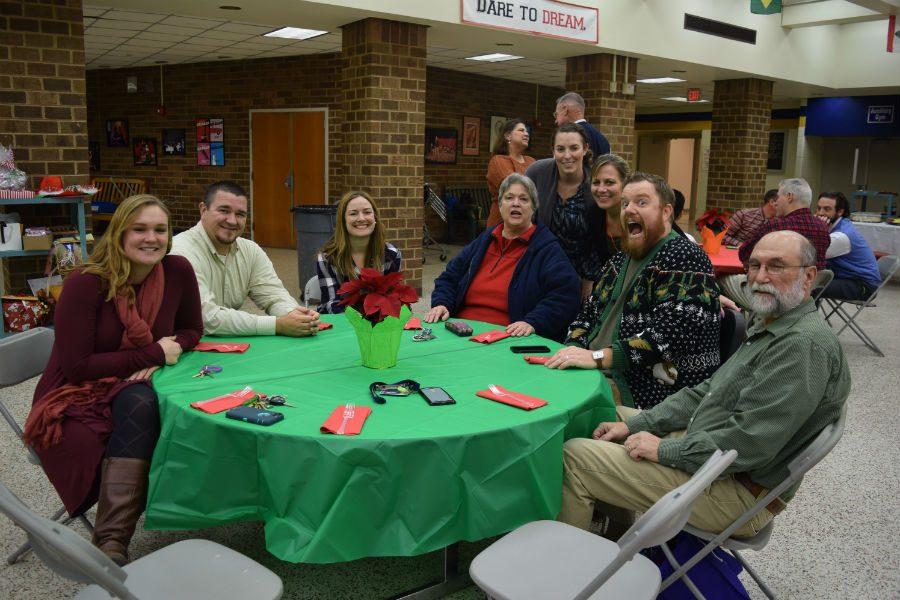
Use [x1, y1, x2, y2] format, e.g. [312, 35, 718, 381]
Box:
[853, 222, 900, 256]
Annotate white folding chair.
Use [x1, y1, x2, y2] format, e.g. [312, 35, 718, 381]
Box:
[659, 405, 848, 600]
[821, 255, 899, 356]
[0, 327, 94, 564]
[0, 479, 283, 600]
[469, 449, 737, 600]
[303, 275, 320, 306]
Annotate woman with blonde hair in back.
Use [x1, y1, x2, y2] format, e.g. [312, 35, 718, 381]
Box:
[24, 194, 203, 565]
[315, 190, 402, 313]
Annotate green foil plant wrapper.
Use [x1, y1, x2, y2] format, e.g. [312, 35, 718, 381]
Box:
[345, 304, 411, 368]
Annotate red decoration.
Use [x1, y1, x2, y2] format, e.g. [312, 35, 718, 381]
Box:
[338, 269, 418, 326]
[155, 105, 167, 116]
[687, 88, 702, 102]
[695, 209, 731, 235]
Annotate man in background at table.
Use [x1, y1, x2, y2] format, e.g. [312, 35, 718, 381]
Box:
[171, 181, 319, 336]
[815, 191, 881, 301]
[546, 172, 720, 410]
[721, 178, 830, 308]
[560, 231, 849, 539]
[554, 92, 611, 158]
[723, 189, 777, 247]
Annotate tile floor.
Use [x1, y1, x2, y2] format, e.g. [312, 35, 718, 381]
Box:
[1, 244, 898, 599]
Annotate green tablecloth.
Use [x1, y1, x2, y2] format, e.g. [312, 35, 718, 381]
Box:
[144, 316, 615, 563]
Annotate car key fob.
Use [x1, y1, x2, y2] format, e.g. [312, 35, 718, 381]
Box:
[445, 320, 473, 337]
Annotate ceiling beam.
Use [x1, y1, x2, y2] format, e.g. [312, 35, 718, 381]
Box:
[844, 0, 900, 13]
[782, 0, 885, 27]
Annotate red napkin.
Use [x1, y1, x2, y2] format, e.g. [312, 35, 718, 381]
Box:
[317, 322, 333, 331]
[476, 385, 547, 410]
[524, 356, 550, 365]
[469, 329, 511, 344]
[191, 386, 257, 414]
[404, 317, 422, 330]
[194, 342, 250, 353]
[320, 405, 372, 435]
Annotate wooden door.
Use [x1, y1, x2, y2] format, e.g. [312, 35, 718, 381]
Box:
[251, 112, 293, 248]
[251, 111, 326, 248]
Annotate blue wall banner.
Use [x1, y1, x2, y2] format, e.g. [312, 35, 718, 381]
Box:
[806, 96, 900, 137]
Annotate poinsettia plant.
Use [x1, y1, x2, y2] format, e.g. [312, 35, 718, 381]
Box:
[338, 269, 418, 326]
[695, 208, 731, 235]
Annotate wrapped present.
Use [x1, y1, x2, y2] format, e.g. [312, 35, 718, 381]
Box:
[2, 295, 51, 333]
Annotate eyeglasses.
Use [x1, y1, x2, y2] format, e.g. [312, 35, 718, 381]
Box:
[747, 261, 813, 275]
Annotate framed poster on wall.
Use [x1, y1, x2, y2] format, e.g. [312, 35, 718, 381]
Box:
[106, 119, 129, 147]
[425, 128, 457, 164]
[132, 137, 157, 166]
[767, 131, 785, 171]
[162, 129, 186, 155]
[462, 116, 480, 156]
[489, 115, 508, 153]
[196, 117, 225, 166]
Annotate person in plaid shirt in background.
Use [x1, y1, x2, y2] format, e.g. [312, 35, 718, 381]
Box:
[721, 178, 830, 308]
[723, 189, 778, 247]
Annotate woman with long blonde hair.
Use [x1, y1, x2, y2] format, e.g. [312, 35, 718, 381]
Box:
[315, 190, 401, 313]
[24, 194, 202, 565]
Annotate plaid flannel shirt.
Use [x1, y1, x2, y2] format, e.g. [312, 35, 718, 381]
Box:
[723, 207, 766, 247]
[738, 207, 831, 268]
[315, 243, 402, 314]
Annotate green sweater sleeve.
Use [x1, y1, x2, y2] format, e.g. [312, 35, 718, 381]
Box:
[625, 377, 709, 436]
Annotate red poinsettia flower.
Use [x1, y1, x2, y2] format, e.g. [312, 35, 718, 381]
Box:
[695, 208, 732, 235]
[338, 269, 418, 325]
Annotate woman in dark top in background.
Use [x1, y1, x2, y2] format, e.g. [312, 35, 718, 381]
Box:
[24, 194, 202, 565]
[526, 123, 609, 298]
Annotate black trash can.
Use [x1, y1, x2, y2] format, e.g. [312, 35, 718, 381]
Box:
[291, 204, 337, 302]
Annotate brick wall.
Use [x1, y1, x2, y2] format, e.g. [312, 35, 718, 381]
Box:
[341, 18, 427, 290]
[707, 78, 773, 212]
[85, 53, 345, 232]
[565, 53, 637, 165]
[1, 0, 87, 293]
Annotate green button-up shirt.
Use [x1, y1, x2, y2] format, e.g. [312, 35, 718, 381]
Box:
[625, 299, 850, 500]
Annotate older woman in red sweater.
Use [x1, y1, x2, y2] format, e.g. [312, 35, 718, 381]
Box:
[24, 194, 202, 565]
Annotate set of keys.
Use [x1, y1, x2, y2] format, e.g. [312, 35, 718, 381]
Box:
[192, 365, 223, 378]
[245, 394, 296, 409]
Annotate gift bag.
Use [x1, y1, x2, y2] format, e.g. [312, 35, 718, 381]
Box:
[2, 295, 51, 333]
[700, 227, 726, 255]
[0, 216, 22, 252]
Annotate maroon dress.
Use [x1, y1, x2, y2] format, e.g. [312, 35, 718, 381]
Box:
[31, 255, 203, 515]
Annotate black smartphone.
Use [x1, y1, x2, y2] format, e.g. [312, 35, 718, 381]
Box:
[510, 345, 552, 354]
[419, 386, 456, 406]
[225, 406, 284, 426]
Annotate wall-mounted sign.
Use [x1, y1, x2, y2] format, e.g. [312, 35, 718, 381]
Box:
[461, 0, 599, 44]
[867, 105, 895, 124]
[687, 88, 702, 102]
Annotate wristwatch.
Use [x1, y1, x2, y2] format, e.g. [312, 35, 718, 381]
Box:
[592, 350, 605, 369]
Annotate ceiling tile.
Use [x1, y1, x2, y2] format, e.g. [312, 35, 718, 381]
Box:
[146, 23, 210, 36]
[215, 22, 274, 35]
[83, 5, 110, 18]
[104, 10, 167, 23]
[86, 26, 136, 39]
[194, 30, 252, 42]
[159, 15, 224, 29]
[134, 32, 190, 43]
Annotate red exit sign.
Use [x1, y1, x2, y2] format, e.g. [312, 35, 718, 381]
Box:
[687, 88, 702, 102]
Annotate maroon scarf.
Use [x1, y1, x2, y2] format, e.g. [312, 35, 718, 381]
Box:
[23, 263, 166, 450]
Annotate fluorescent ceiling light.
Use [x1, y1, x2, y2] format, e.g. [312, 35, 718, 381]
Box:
[465, 53, 523, 62]
[661, 96, 709, 103]
[264, 27, 328, 41]
[638, 77, 686, 84]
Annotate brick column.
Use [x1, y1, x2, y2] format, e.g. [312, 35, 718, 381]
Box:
[1, 0, 88, 293]
[707, 78, 773, 212]
[340, 18, 426, 292]
[565, 54, 637, 164]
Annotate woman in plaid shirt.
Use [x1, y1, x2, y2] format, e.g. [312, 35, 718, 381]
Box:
[315, 191, 401, 313]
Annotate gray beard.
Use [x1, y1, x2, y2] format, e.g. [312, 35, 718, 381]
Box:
[748, 276, 807, 318]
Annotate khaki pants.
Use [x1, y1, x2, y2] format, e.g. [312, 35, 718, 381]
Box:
[559, 407, 773, 538]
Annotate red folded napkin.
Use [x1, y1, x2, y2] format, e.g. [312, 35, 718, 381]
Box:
[318, 322, 333, 331]
[404, 317, 422, 330]
[191, 386, 257, 414]
[524, 356, 550, 365]
[476, 385, 547, 410]
[320, 405, 372, 435]
[469, 329, 511, 344]
[194, 342, 250, 353]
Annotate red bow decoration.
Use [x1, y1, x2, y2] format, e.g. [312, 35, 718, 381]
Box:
[695, 208, 731, 235]
[338, 269, 418, 326]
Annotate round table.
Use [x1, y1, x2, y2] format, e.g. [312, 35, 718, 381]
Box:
[144, 316, 615, 564]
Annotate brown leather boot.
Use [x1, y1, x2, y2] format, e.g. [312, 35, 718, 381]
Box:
[91, 457, 150, 566]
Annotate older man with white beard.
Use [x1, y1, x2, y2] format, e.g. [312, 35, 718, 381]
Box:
[547, 172, 721, 410]
[558, 230, 850, 539]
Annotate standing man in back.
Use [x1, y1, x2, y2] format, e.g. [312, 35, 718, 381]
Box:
[554, 92, 611, 159]
[171, 181, 320, 337]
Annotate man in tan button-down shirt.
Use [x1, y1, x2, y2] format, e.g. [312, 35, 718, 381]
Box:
[171, 181, 319, 337]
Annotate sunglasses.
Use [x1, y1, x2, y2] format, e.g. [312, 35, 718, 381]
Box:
[369, 380, 421, 404]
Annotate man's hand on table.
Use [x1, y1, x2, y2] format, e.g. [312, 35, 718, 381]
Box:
[424, 305, 449, 323]
[506, 321, 534, 336]
[276, 306, 320, 337]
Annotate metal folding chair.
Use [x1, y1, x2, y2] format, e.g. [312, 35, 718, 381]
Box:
[821, 255, 899, 356]
[0, 480, 283, 599]
[469, 450, 737, 600]
[659, 405, 848, 600]
[810, 268, 833, 303]
[0, 327, 93, 564]
[423, 183, 448, 263]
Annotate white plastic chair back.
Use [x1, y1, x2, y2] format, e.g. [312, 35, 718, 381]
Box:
[303, 276, 320, 305]
[573, 449, 737, 600]
[0, 326, 54, 387]
[876, 255, 899, 285]
[0, 481, 135, 600]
